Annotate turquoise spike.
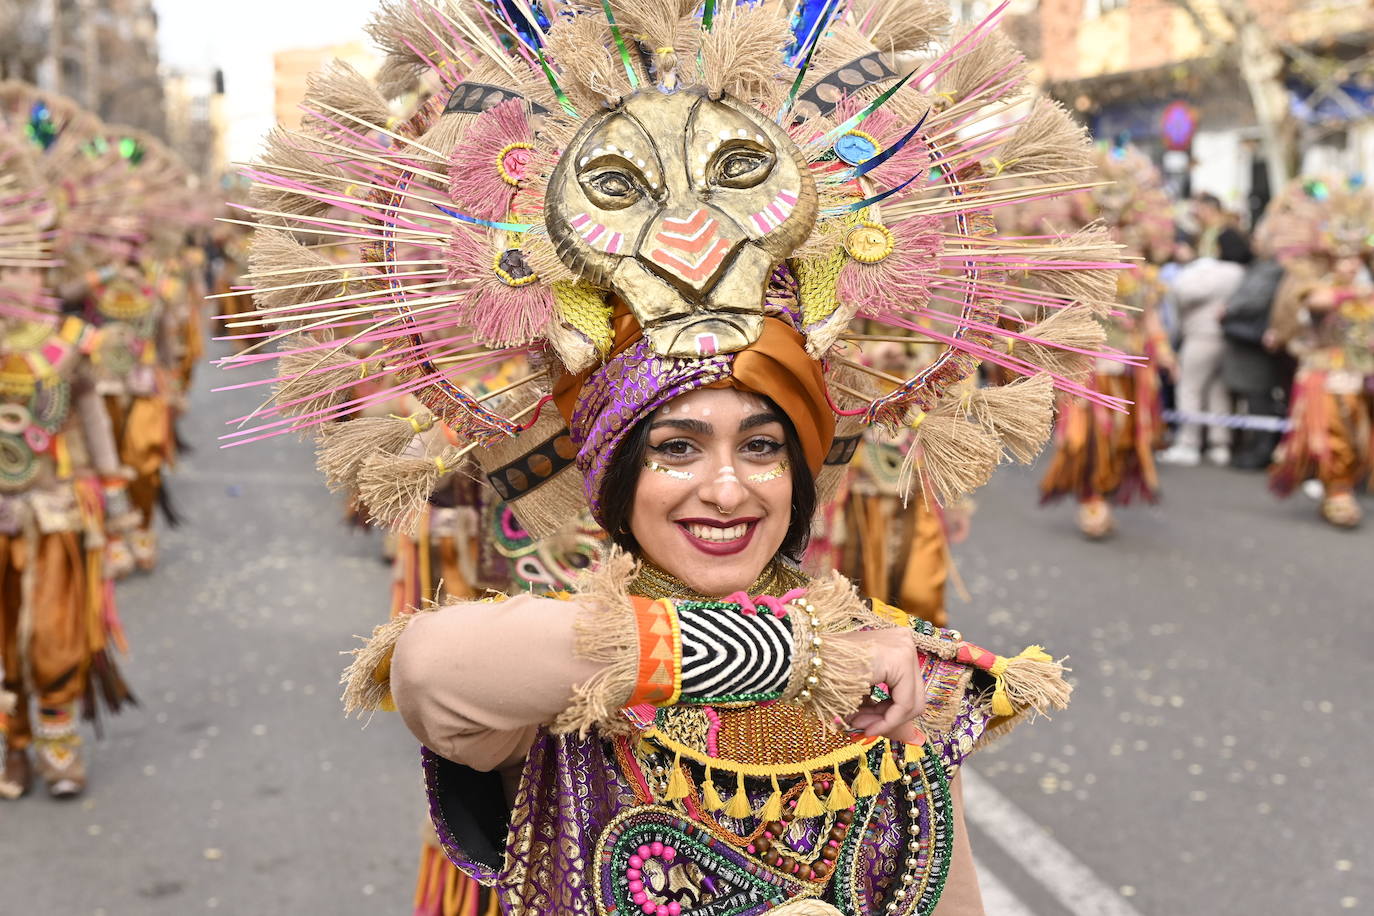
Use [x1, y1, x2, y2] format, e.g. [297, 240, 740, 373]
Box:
[600, 0, 640, 88]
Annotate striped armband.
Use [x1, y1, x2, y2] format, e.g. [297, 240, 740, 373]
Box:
[627, 597, 796, 707]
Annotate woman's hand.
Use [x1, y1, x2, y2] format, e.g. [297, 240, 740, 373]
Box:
[832, 628, 926, 743]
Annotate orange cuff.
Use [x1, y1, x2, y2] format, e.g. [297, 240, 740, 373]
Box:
[626, 596, 682, 708]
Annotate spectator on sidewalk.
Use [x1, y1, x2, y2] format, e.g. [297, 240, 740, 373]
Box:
[1159, 233, 1247, 466]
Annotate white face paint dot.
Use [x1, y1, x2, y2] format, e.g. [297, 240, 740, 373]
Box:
[719, 129, 733, 139]
[579, 157, 589, 167]
[636, 158, 646, 168]
[755, 134, 764, 143]
[707, 141, 720, 153]
[737, 128, 748, 137]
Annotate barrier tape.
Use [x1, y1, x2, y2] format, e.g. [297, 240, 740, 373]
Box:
[1163, 409, 1292, 432]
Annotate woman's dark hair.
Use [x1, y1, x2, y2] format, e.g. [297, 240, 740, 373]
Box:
[598, 396, 817, 563]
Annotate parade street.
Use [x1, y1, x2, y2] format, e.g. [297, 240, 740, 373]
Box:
[1, 353, 1368, 916]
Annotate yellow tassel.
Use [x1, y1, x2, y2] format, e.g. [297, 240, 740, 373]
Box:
[853, 762, 882, 797]
[725, 770, 753, 819]
[664, 753, 690, 801]
[702, 767, 726, 812]
[826, 764, 855, 811]
[759, 775, 783, 822]
[879, 740, 902, 783]
[904, 740, 924, 764]
[794, 773, 825, 819]
[989, 645, 1054, 717]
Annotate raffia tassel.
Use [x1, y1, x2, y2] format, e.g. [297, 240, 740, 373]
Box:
[303, 59, 392, 134]
[934, 26, 1026, 107]
[550, 549, 639, 737]
[664, 753, 691, 801]
[826, 764, 856, 811]
[703, 767, 727, 812]
[316, 411, 435, 491]
[726, 770, 753, 819]
[248, 228, 346, 312]
[759, 775, 783, 822]
[878, 740, 902, 783]
[544, 15, 635, 109]
[252, 128, 347, 220]
[698, 3, 797, 101]
[989, 646, 1072, 718]
[340, 607, 433, 718]
[993, 97, 1093, 183]
[851, 0, 951, 52]
[274, 334, 358, 422]
[904, 411, 1000, 505]
[968, 373, 1055, 464]
[794, 774, 826, 819]
[1030, 225, 1122, 315]
[366, 1, 447, 99]
[356, 447, 457, 536]
[853, 762, 882, 797]
[1016, 305, 1108, 383]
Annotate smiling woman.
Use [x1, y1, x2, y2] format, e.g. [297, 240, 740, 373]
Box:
[229, 0, 1128, 910]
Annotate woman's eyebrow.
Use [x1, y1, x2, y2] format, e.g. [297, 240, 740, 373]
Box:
[739, 412, 783, 431]
[650, 417, 712, 434]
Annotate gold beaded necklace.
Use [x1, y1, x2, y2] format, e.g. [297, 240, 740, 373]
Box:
[629, 556, 807, 601]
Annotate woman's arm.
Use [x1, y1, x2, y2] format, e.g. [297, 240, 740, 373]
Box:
[933, 774, 986, 916]
[390, 593, 601, 771]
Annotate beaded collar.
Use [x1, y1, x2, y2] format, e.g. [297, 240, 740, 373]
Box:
[629, 556, 808, 601]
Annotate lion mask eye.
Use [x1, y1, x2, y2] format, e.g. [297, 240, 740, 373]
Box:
[581, 167, 643, 210]
[712, 147, 774, 190]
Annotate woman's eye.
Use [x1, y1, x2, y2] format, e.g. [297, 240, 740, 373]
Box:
[650, 439, 695, 458]
[712, 148, 774, 189]
[742, 437, 783, 456]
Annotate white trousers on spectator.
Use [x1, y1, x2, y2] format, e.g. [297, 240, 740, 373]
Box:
[1176, 333, 1230, 449]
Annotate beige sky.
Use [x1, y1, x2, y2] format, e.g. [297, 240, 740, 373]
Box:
[154, 0, 380, 161]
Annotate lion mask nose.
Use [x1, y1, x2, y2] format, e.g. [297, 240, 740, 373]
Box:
[637, 207, 743, 298]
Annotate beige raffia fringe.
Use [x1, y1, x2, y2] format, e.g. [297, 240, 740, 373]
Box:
[786, 571, 890, 729]
[550, 548, 641, 737]
[993, 96, 1093, 183]
[1029, 226, 1122, 316]
[1015, 305, 1107, 383]
[356, 447, 458, 536]
[316, 411, 434, 492]
[274, 333, 361, 423]
[990, 646, 1072, 718]
[252, 129, 346, 221]
[934, 26, 1025, 105]
[304, 59, 392, 134]
[248, 228, 347, 313]
[771, 902, 844, 916]
[340, 604, 437, 718]
[851, 0, 950, 52]
[698, 3, 793, 101]
[904, 410, 1000, 505]
[968, 372, 1055, 464]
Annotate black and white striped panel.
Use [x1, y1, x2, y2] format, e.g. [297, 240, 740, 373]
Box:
[677, 606, 793, 700]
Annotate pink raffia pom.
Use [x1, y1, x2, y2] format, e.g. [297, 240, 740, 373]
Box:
[839, 215, 942, 319]
[448, 98, 534, 221]
[446, 228, 553, 347]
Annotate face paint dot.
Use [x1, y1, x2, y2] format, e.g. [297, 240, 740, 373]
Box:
[719, 129, 733, 140]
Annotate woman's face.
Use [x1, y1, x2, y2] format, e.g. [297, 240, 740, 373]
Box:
[628, 387, 794, 597]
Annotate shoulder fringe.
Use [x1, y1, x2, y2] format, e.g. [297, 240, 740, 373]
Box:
[340, 606, 438, 719]
[791, 571, 891, 728]
[550, 548, 641, 737]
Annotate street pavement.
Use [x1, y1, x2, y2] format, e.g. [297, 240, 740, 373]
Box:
[1, 349, 1369, 915]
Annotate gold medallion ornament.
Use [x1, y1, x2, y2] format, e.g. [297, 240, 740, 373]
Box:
[842, 223, 895, 264]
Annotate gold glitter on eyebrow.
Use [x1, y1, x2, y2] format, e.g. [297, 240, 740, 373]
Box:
[643, 459, 694, 480]
[746, 459, 789, 483]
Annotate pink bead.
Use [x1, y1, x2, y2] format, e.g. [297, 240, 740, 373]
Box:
[656, 906, 670, 916]
[746, 845, 756, 854]
[668, 904, 682, 916]
[629, 880, 644, 894]
[641, 903, 657, 915]
[632, 891, 648, 905]
[828, 839, 840, 848]
[629, 855, 644, 869]
[650, 841, 664, 856]
[662, 846, 676, 862]
[637, 845, 651, 858]
[626, 868, 641, 881]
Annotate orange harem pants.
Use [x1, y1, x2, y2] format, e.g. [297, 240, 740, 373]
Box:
[104, 394, 171, 527]
[846, 492, 948, 627]
[1270, 377, 1372, 497]
[0, 531, 87, 748]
